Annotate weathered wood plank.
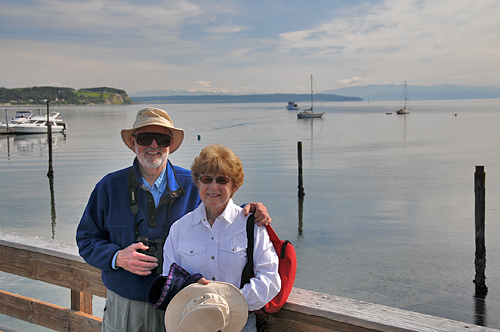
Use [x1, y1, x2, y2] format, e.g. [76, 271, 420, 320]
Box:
[286, 288, 499, 332]
[68, 311, 102, 332]
[258, 308, 382, 332]
[257, 309, 380, 332]
[0, 289, 102, 332]
[0, 241, 106, 298]
[0, 289, 70, 332]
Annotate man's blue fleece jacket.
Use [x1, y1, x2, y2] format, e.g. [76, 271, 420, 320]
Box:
[76, 159, 201, 302]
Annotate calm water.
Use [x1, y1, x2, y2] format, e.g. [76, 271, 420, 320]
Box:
[2, 100, 500, 330]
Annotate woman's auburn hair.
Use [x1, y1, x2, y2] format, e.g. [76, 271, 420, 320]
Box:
[191, 144, 244, 189]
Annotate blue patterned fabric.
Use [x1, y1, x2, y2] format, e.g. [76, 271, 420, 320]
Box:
[147, 263, 203, 311]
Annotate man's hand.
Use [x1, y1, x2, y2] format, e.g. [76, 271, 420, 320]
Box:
[115, 242, 158, 276]
[243, 202, 271, 226]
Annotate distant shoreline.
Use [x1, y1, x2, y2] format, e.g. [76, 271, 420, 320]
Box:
[130, 93, 363, 104]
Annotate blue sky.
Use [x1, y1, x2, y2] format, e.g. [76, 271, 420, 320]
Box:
[1, 0, 499, 94]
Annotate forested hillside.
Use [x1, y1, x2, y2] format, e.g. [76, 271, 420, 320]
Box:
[0, 86, 133, 105]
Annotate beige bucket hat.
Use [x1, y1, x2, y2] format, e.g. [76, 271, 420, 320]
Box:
[121, 107, 184, 154]
[165, 282, 248, 332]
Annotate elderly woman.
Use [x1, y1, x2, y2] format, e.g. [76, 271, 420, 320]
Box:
[162, 144, 281, 332]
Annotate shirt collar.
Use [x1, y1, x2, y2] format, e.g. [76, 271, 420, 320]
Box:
[141, 166, 167, 192]
[192, 199, 239, 226]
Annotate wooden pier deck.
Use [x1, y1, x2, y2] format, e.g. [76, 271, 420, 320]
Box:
[0, 229, 498, 332]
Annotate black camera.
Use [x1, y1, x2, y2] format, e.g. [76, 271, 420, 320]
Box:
[136, 236, 164, 275]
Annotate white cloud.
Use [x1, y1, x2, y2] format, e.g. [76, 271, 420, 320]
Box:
[204, 24, 252, 34]
[338, 77, 370, 85]
[276, 0, 500, 86]
[194, 81, 212, 88]
[2, 0, 204, 39]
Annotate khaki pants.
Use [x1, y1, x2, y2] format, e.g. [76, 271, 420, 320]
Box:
[102, 289, 166, 332]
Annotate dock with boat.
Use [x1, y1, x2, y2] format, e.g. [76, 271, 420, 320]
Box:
[1, 109, 67, 135]
[0, 229, 497, 332]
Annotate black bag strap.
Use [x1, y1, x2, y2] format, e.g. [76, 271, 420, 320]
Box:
[240, 214, 255, 288]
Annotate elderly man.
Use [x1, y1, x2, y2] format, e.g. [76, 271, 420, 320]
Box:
[76, 107, 271, 332]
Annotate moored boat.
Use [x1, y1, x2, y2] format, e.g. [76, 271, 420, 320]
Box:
[396, 81, 410, 114]
[286, 101, 300, 110]
[297, 75, 325, 119]
[0, 111, 67, 134]
[297, 110, 324, 118]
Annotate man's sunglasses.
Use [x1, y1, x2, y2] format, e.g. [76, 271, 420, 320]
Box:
[133, 132, 172, 147]
[198, 175, 231, 185]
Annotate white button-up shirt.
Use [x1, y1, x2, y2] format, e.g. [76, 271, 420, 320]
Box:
[163, 199, 281, 311]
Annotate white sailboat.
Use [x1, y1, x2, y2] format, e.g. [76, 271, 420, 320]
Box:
[297, 75, 324, 119]
[396, 81, 410, 114]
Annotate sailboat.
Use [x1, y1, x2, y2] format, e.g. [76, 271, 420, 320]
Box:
[396, 81, 410, 114]
[297, 75, 325, 119]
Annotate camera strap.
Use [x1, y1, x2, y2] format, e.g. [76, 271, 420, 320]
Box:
[128, 168, 140, 216]
[128, 166, 177, 242]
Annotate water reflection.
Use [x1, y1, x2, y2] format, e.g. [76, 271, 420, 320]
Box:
[298, 196, 304, 237]
[474, 292, 487, 326]
[14, 134, 65, 156]
[48, 175, 57, 239]
[0, 134, 64, 238]
[3, 134, 13, 158]
[399, 114, 407, 140]
[296, 117, 322, 160]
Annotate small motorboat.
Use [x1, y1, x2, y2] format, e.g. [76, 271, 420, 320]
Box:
[286, 101, 300, 110]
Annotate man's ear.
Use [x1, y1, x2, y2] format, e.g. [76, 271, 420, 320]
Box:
[129, 135, 136, 150]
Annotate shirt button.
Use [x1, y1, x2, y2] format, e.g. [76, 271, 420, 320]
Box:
[211, 256, 215, 260]
[212, 277, 216, 281]
[190, 251, 193, 254]
[211, 237, 214, 240]
[232, 248, 236, 252]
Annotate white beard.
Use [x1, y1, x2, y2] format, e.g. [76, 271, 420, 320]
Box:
[135, 147, 168, 170]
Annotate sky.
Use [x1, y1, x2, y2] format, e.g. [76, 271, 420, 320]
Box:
[1, 0, 500, 95]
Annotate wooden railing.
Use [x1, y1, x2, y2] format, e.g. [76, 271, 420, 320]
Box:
[0, 229, 498, 332]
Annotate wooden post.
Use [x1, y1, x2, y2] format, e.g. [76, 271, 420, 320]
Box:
[297, 141, 305, 197]
[474, 165, 488, 294]
[71, 290, 93, 315]
[47, 100, 54, 177]
[4, 109, 8, 131]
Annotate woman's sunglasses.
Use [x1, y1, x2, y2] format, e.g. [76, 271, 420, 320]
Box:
[133, 132, 172, 147]
[198, 175, 231, 185]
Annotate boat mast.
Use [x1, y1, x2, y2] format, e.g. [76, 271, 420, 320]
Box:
[310, 74, 313, 111]
[404, 81, 407, 109]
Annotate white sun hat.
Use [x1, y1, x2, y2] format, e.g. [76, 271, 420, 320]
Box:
[165, 281, 248, 332]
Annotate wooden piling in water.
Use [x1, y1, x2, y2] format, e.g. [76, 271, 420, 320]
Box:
[47, 100, 54, 178]
[297, 141, 304, 197]
[474, 165, 488, 294]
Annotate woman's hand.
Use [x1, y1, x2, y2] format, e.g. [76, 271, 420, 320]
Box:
[197, 277, 211, 285]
